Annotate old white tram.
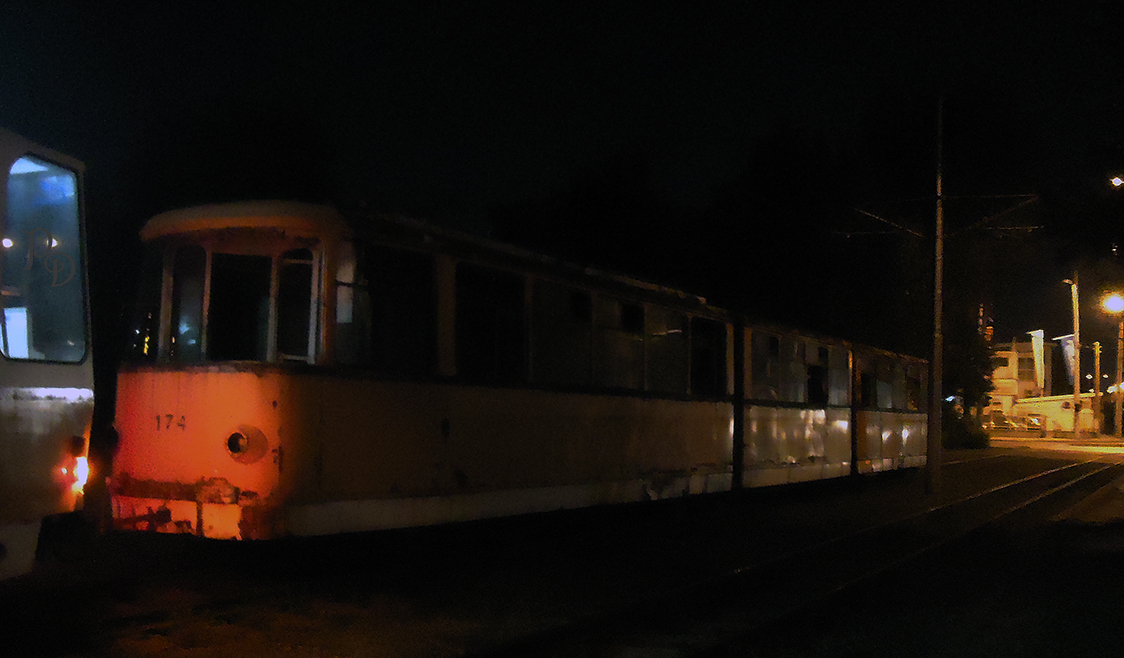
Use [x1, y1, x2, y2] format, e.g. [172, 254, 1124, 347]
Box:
[112, 201, 927, 539]
[0, 128, 93, 577]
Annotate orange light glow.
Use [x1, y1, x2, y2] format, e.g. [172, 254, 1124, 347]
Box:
[72, 456, 89, 494]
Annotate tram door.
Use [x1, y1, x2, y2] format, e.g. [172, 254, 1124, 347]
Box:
[0, 128, 94, 579]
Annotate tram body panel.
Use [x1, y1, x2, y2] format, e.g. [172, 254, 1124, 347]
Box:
[114, 365, 734, 538]
[113, 366, 286, 538]
[742, 405, 852, 487]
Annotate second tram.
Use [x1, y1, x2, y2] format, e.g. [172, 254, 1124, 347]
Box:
[0, 128, 93, 577]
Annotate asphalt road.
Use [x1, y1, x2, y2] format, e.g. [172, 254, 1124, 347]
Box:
[5, 445, 1124, 657]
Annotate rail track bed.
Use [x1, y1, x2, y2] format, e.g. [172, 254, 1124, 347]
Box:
[7, 448, 1124, 657]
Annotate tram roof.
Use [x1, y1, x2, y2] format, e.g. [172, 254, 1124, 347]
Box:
[141, 201, 351, 242]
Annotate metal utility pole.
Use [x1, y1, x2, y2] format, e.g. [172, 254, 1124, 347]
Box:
[1095, 341, 1102, 433]
[926, 98, 944, 494]
[1068, 275, 1081, 436]
[1116, 317, 1122, 438]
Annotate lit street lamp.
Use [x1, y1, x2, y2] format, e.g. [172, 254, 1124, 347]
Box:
[1103, 293, 1124, 439]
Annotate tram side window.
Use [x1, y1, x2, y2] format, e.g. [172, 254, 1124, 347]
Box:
[366, 245, 435, 376]
[691, 317, 727, 398]
[906, 365, 923, 411]
[208, 253, 271, 361]
[778, 337, 806, 403]
[277, 249, 314, 360]
[594, 296, 644, 390]
[169, 245, 205, 362]
[1, 155, 85, 362]
[807, 345, 829, 407]
[334, 241, 371, 366]
[751, 332, 781, 400]
[647, 306, 688, 395]
[532, 281, 591, 386]
[828, 346, 850, 406]
[456, 264, 524, 384]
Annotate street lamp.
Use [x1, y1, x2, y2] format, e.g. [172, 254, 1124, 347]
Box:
[1103, 293, 1124, 439]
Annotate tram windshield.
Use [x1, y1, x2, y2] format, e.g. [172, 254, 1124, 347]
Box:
[127, 239, 318, 364]
[2, 155, 86, 362]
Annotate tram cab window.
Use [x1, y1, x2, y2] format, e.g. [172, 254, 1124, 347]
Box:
[594, 296, 644, 390]
[646, 306, 688, 395]
[208, 253, 272, 361]
[690, 317, 727, 398]
[532, 281, 591, 386]
[456, 263, 524, 384]
[126, 248, 164, 361]
[1, 155, 86, 362]
[905, 365, 923, 411]
[169, 245, 206, 361]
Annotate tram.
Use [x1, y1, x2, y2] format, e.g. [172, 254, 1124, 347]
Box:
[0, 128, 93, 577]
[111, 201, 926, 539]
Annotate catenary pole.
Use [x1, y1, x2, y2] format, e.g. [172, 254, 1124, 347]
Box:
[926, 98, 944, 494]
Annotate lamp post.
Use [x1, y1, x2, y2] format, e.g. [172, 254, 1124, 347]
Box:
[1103, 293, 1124, 438]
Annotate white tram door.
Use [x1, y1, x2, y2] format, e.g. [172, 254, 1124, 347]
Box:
[0, 129, 94, 579]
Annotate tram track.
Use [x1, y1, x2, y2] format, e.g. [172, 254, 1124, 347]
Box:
[471, 457, 1124, 658]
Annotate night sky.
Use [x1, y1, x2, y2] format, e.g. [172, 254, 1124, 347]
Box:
[2, 4, 1123, 377]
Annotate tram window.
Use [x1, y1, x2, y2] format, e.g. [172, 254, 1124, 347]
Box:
[594, 296, 644, 390]
[807, 365, 829, 407]
[828, 346, 850, 406]
[751, 332, 780, 400]
[366, 245, 435, 376]
[208, 253, 271, 361]
[169, 245, 206, 362]
[334, 241, 371, 365]
[647, 306, 688, 395]
[876, 360, 894, 409]
[806, 343, 829, 407]
[532, 281, 591, 386]
[778, 337, 806, 403]
[277, 249, 313, 359]
[456, 263, 524, 384]
[125, 247, 164, 361]
[1, 155, 85, 362]
[906, 366, 923, 411]
[691, 317, 727, 397]
[859, 372, 878, 409]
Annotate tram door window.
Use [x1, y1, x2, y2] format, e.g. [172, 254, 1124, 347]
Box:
[169, 245, 206, 362]
[646, 307, 688, 395]
[1, 155, 85, 362]
[531, 281, 591, 386]
[456, 264, 524, 384]
[594, 296, 644, 390]
[208, 253, 271, 361]
[690, 317, 727, 397]
[277, 249, 314, 360]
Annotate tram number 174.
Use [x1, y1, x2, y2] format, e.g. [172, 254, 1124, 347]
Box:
[156, 414, 186, 431]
